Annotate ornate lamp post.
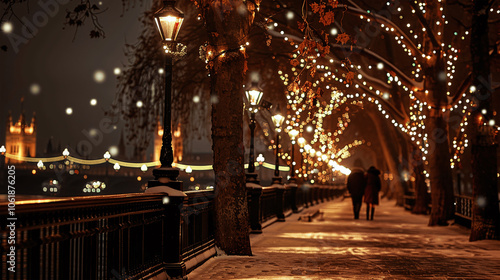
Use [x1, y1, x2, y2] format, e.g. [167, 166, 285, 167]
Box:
[309, 148, 317, 184]
[271, 107, 285, 184]
[297, 137, 305, 180]
[104, 151, 111, 183]
[256, 153, 265, 180]
[62, 148, 70, 159]
[303, 144, 311, 180]
[149, 0, 184, 190]
[0, 145, 6, 169]
[245, 82, 264, 183]
[287, 129, 299, 183]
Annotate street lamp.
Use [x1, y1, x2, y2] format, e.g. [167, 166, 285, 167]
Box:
[0, 145, 5, 169]
[154, 1, 184, 44]
[62, 148, 70, 158]
[256, 153, 265, 180]
[271, 106, 285, 184]
[303, 144, 311, 179]
[245, 81, 264, 183]
[149, 0, 184, 191]
[297, 137, 305, 179]
[103, 151, 111, 161]
[104, 151, 111, 183]
[309, 148, 317, 184]
[287, 129, 299, 183]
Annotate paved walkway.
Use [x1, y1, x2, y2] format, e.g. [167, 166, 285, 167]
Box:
[188, 198, 500, 279]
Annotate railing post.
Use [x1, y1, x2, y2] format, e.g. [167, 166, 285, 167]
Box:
[247, 183, 263, 233]
[145, 186, 187, 278]
[325, 186, 331, 201]
[310, 185, 316, 206]
[275, 185, 286, 221]
[288, 183, 299, 213]
[302, 184, 310, 208]
[319, 186, 325, 203]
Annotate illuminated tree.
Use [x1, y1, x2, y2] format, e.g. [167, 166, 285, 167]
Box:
[469, 0, 499, 241]
[255, 0, 499, 228]
[3, 0, 498, 244]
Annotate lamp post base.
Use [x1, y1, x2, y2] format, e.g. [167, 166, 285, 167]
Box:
[245, 173, 260, 184]
[288, 176, 297, 184]
[272, 176, 283, 185]
[148, 167, 183, 191]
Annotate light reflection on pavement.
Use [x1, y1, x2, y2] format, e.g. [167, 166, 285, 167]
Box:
[188, 198, 500, 280]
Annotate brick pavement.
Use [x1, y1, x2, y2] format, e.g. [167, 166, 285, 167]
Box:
[188, 198, 500, 279]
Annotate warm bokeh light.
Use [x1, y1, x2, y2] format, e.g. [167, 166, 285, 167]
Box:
[30, 84, 41, 95]
[109, 146, 119, 156]
[1, 21, 13, 33]
[93, 70, 106, 83]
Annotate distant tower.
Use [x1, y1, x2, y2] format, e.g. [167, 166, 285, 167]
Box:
[5, 110, 37, 163]
[153, 118, 183, 163]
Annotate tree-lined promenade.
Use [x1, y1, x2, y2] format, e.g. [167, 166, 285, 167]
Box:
[1, 0, 499, 276]
[190, 198, 500, 279]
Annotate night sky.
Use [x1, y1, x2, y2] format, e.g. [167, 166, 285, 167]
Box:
[1, 1, 149, 158]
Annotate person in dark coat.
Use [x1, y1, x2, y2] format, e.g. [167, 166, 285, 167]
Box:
[364, 166, 381, 220]
[346, 168, 366, 219]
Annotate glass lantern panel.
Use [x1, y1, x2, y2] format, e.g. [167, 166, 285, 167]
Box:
[156, 16, 183, 41]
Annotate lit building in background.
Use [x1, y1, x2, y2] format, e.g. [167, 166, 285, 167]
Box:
[5, 111, 36, 163]
[154, 118, 183, 163]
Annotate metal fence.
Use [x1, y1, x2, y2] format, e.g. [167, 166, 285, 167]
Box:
[1, 183, 346, 279]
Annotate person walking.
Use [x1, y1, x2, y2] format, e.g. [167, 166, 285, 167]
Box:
[346, 168, 366, 219]
[364, 166, 381, 220]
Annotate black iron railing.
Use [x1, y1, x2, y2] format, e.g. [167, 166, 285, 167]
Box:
[0, 191, 215, 280]
[261, 186, 278, 224]
[1, 183, 346, 279]
[454, 194, 473, 228]
[246, 184, 346, 233]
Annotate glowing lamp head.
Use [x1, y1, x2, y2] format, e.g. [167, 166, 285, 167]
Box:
[0, 145, 5, 155]
[141, 164, 148, 172]
[272, 114, 284, 129]
[154, 0, 184, 42]
[113, 163, 121, 171]
[304, 144, 311, 152]
[185, 166, 192, 174]
[271, 104, 285, 129]
[103, 151, 111, 161]
[309, 148, 316, 157]
[256, 153, 265, 165]
[288, 129, 299, 140]
[62, 148, 70, 158]
[245, 81, 264, 108]
[297, 137, 306, 147]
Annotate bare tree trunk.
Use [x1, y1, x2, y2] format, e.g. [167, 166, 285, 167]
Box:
[469, 0, 500, 241]
[416, 0, 455, 226]
[201, 1, 255, 255]
[210, 53, 252, 254]
[426, 111, 455, 225]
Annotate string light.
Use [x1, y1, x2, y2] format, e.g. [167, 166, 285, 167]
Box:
[2, 152, 289, 172]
